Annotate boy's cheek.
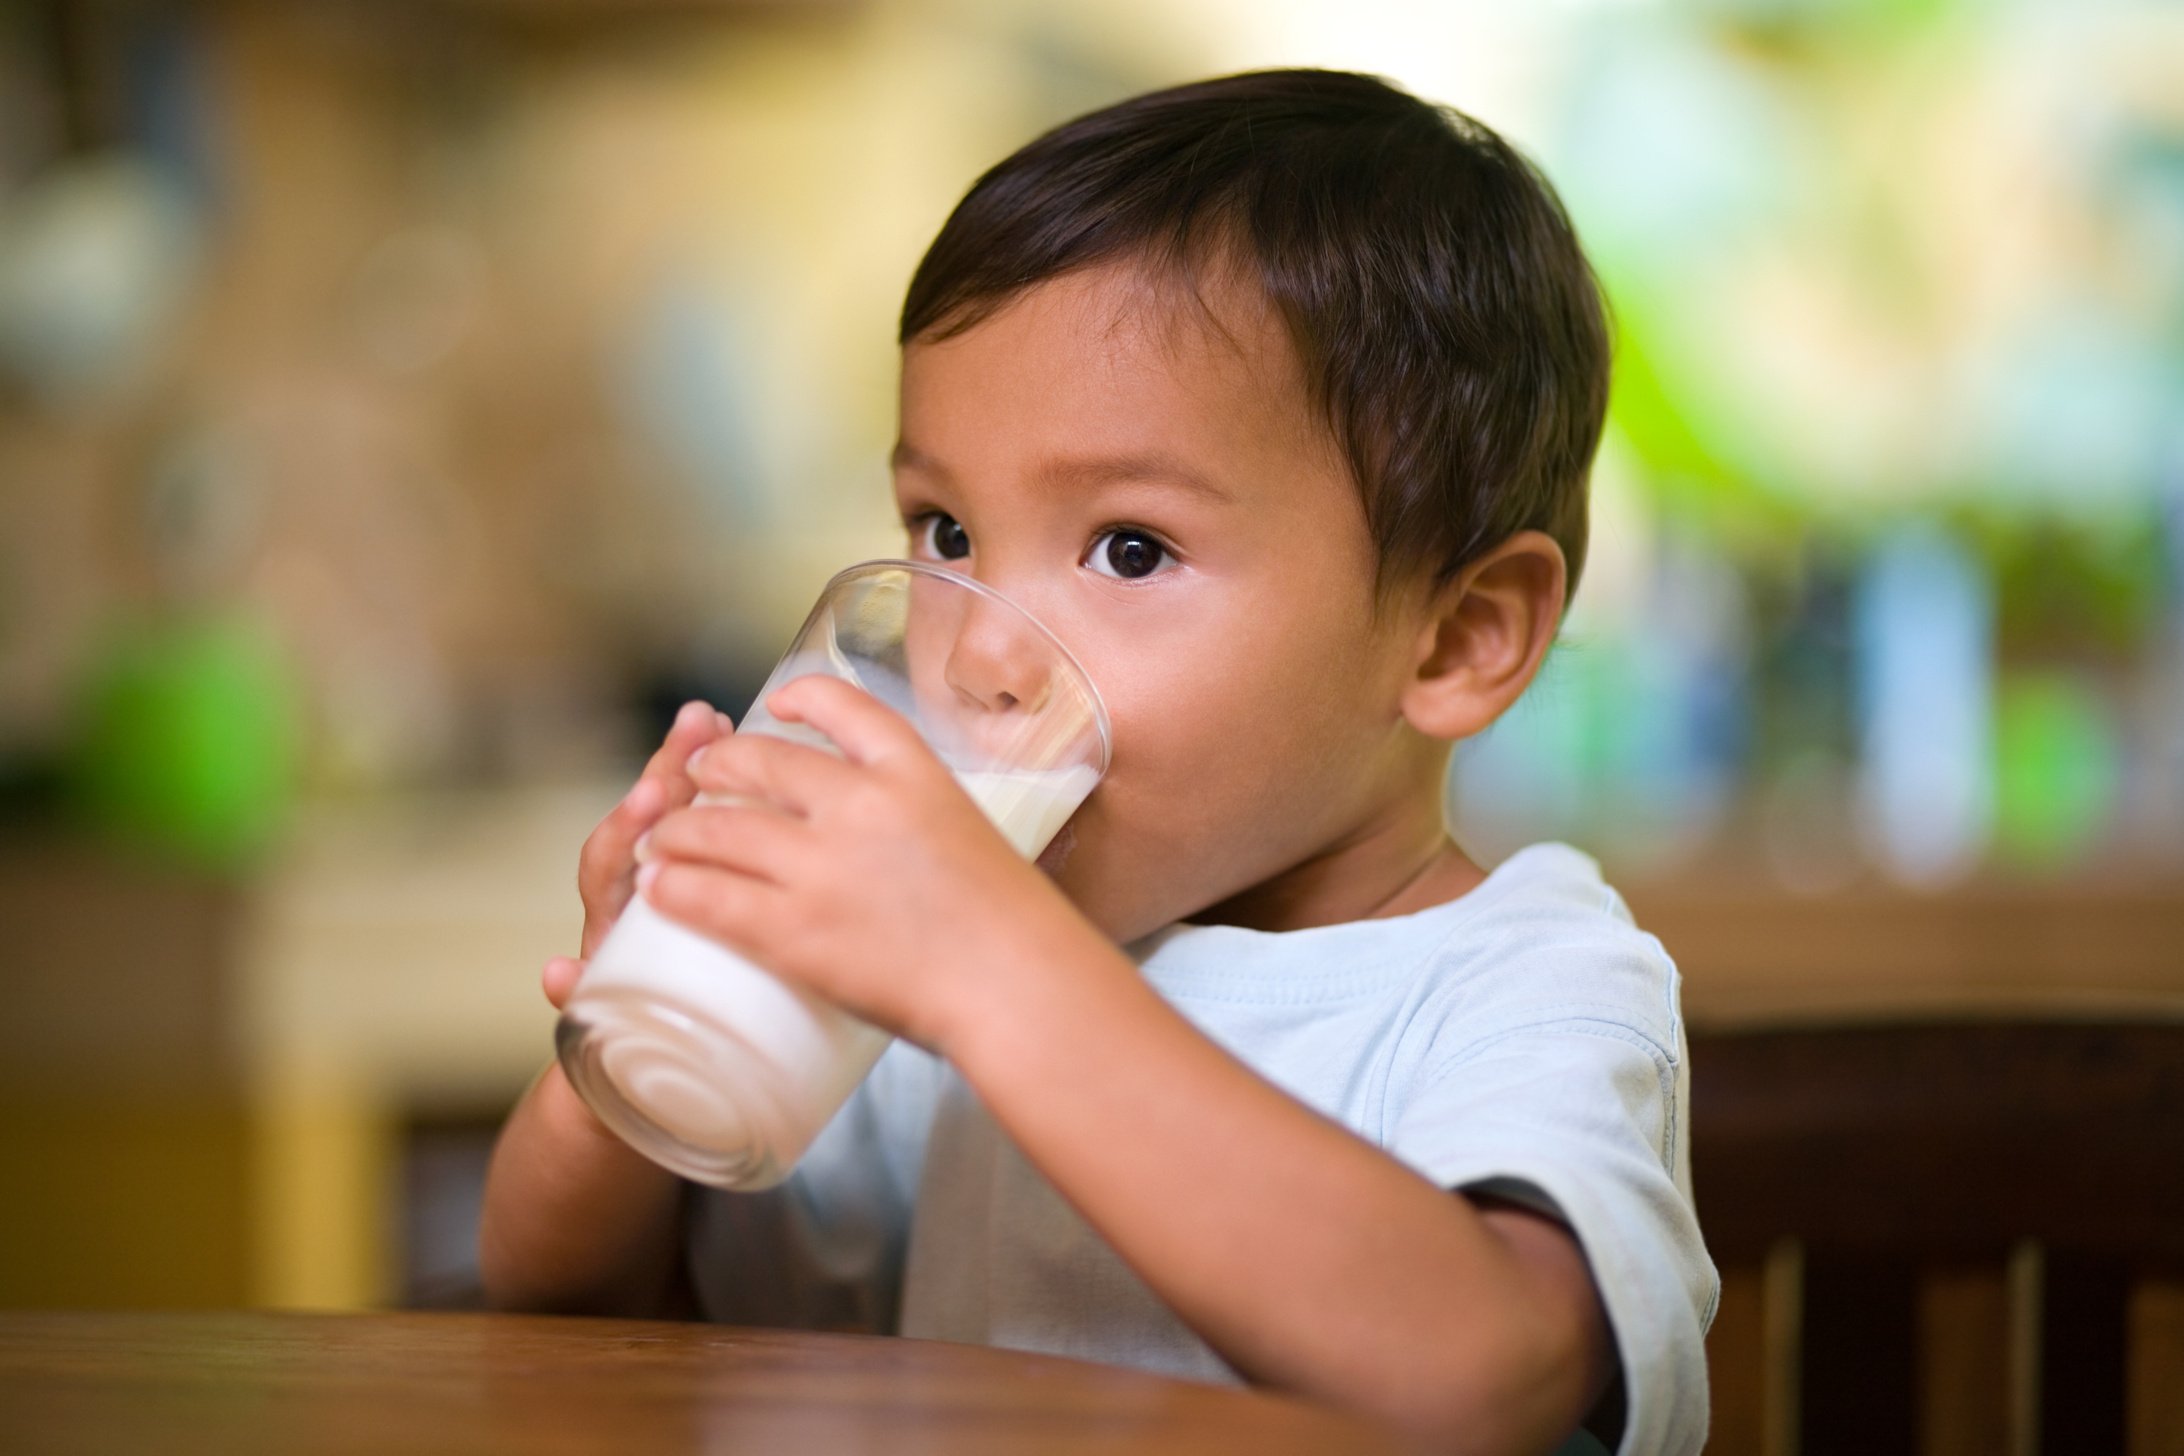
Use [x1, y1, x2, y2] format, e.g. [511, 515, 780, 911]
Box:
[1036, 804, 1205, 944]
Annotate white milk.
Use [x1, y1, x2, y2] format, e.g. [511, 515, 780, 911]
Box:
[952, 764, 1099, 857]
[562, 757, 1099, 1189]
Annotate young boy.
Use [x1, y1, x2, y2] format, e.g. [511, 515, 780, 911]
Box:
[481, 69, 1715, 1456]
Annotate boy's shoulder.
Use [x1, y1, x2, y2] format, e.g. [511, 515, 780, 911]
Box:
[1410, 841, 1685, 1064]
[1128, 841, 1682, 1055]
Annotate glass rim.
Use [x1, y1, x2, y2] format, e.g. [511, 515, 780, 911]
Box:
[816, 557, 1114, 778]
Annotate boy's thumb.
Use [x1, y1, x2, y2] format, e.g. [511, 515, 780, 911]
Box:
[542, 955, 586, 1011]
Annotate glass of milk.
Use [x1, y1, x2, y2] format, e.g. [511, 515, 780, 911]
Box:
[555, 560, 1110, 1190]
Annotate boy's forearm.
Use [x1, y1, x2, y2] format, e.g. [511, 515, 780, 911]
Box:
[944, 940, 1602, 1455]
[478, 1063, 693, 1318]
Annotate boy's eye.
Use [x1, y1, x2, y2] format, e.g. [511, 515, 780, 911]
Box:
[917, 512, 971, 561]
[1086, 528, 1173, 581]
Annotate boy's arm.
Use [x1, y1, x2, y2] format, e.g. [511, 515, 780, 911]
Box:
[644, 679, 1613, 1451]
[479, 701, 731, 1318]
[478, 1060, 696, 1318]
[946, 939, 1615, 1456]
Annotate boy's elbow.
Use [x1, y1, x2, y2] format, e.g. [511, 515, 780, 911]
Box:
[1373, 1307, 1613, 1456]
[476, 1219, 691, 1321]
[475, 1225, 568, 1316]
[476, 1259, 688, 1321]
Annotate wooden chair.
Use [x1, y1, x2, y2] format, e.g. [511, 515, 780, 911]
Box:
[1689, 1021, 2184, 1456]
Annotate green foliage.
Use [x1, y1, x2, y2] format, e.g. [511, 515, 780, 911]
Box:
[64, 613, 301, 872]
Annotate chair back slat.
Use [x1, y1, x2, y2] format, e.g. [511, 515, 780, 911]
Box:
[1691, 1022, 2184, 1455]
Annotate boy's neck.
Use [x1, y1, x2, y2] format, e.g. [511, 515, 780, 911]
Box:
[1185, 801, 1486, 934]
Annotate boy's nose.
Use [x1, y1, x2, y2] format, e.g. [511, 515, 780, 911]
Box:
[943, 593, 1053, 719]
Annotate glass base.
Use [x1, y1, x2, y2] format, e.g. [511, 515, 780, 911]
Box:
[555, 997, 794, 1191]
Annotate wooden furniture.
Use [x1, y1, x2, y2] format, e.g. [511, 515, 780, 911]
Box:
[1683, 1023, 2184, 1456]
[13, 798, 2184, 1455]
[0, 1310, 1416, 1454]
[1634, 877, 2184, 1031]
[1626, 880, 2184, 1456]
[1, 840, 255, 1310]
[2, 786, 598, 1312]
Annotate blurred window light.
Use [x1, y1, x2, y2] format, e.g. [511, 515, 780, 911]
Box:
[0, 155, 203, 412]
[1854, 522, 1996, 886]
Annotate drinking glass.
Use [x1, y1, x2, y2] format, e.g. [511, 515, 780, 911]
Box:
[556, 560, 1110, 1189]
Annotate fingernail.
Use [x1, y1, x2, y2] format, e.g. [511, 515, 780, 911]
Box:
[677, 700, 710, 728]
[685, 745, 709, 776]
[637, 862, 661, 895]
[634, 830, 653, 863]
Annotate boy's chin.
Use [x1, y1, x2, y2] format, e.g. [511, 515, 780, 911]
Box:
[1034, 821, 1078, 876]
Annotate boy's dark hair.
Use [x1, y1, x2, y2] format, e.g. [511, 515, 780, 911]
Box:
[900, 68, 1609, 604]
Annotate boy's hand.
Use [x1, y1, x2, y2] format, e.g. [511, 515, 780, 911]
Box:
[637, 674, 1095, 1054]
[544, 699, 735, 1011]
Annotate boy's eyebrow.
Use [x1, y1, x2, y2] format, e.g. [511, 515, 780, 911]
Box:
[890, 440, 945, 481]
[891, 440, 1233, 505]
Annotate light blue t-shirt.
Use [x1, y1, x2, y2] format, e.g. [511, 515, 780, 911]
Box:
[686, 842, 1717, 1455]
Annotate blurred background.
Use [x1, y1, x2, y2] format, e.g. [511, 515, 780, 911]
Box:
[2, 0, 2178, 1450]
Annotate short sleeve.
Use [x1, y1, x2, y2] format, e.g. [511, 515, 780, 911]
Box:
[1387, 1005, 1716, 1456]
[684, 1038, 945, 1333]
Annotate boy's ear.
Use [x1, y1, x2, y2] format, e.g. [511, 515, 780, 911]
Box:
[1399, 530, 1567, 741]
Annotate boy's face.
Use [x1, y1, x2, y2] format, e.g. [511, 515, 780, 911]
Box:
[893, 259, 1445, 945]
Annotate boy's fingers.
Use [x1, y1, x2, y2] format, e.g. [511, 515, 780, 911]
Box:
[645, 799, 811, 884]
[641, 700, 733, 785]
[579, 702, 732, 903]
[642, 860, 784, 964]
[763, 676, 922, 769]
[577, 776, 660, 906]
[632, 700, 733, 811]
[542, 955, 586, 1011]
[687, 732, 857, 817]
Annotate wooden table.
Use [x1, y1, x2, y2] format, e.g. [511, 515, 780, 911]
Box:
[0, 1310, 1418, 1455]
[1628, 875, 2184, 1030]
